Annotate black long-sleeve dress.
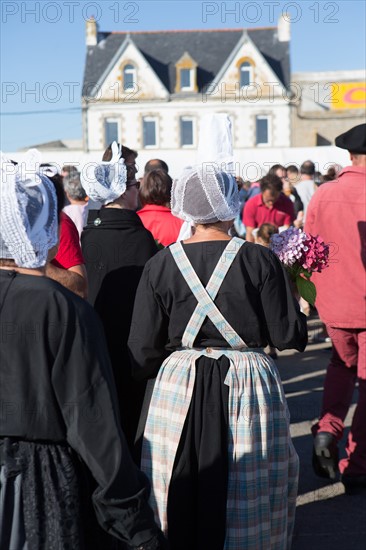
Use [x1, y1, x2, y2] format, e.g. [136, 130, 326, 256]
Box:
[0, 270, 161, 550]
[81, 208, 158, 450]
[128, 240, 307, 550]
[129, 241, 307, 374]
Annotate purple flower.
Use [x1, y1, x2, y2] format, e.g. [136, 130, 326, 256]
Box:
[270, 227, 329, 274]
[270, 227, 307, 267]
[269, 227, 329, 306]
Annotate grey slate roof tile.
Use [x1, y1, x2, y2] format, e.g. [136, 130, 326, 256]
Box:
[82, 28, 290, 97]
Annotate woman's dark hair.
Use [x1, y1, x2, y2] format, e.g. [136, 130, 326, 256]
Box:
[48, 174, 65, 218]
[102, 143, 137, 162]
[320, 166, 338, 184]
[102, 143, 138, 183]
[267, 164, 286, 177]
[257, 223, 279, 244]
[139, 169, 172, 207]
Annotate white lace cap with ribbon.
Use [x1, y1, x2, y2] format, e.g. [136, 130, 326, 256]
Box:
[171, 114, 239, 224]
[0, 153, 58, 268]
[81, 141, 127, 205]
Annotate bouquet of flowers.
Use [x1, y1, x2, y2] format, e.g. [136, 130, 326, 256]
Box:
[269, 227, 329, 306]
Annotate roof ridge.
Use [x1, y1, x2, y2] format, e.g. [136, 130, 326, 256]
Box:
[109, 27, 276, 35]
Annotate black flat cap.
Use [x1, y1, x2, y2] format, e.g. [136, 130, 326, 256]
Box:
[335, 123, 366, 153]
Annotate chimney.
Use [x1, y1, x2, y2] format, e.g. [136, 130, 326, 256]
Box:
[86, 17, 98, 46]
[278, 13, 290, 42]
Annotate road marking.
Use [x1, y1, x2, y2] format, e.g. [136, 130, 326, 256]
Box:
[296, 483, 345, 505]
[283, 369, 326, 385]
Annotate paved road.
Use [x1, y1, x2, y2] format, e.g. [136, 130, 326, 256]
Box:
[277, 317, 366, 550]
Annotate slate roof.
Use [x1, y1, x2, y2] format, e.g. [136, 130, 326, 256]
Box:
[82, 28, 290, 97]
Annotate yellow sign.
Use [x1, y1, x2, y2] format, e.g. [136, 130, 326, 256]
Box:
[331, 82, 366, 110]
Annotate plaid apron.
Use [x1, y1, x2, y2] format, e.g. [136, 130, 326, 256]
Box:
[141, 238, 299, 549]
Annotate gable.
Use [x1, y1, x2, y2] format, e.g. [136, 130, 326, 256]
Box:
[83, 28, 290, 98]
[211, 32, 286, 100]
[95, 39, 169, 101]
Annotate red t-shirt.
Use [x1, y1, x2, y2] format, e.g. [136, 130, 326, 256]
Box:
[243, 192, 295, 228]
[52, 212, 84, 269]
[137, 204, 183, 247]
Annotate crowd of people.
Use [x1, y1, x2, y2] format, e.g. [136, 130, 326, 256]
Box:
[0, 118, 365, 550]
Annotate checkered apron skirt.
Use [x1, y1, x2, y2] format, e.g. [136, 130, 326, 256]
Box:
[141, 238, 299, 549]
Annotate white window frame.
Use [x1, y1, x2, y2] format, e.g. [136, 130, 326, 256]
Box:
[255, 115, 271, 146]
[142, 116, 158, 148]
[180, 68, 194, 91]
[104, 118, 119, 147]
[180, 116, 196, 147]
[240, 62, 253, 88]
[123, 64, 136, 91]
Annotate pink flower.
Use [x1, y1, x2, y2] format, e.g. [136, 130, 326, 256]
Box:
[270, 227, 329, 275]
[269, 228, 329, 305]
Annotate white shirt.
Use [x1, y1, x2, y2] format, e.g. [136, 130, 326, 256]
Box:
[63, 203, 89, 239]
[295, 179, 315, 221]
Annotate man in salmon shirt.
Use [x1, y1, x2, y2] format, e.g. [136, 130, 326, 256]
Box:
[243, 174, 295, 242]
[306, 123, 366, 493]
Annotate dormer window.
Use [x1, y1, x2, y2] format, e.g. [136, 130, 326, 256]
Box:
[180, 69, 193, 91]
[240, 62, 252, 87]
[123, 64, 136, 91]
[236, 57, 255, 88]
[175, 52, 198, 93]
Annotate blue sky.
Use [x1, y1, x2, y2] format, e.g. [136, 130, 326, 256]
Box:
[1, 0, 365, 151]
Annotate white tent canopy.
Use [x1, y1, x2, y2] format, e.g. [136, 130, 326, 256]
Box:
[9, 146, 350, 182]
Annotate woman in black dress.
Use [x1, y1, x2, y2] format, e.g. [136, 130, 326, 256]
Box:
[81, 143, 157, 450]
[0, 159, 166, 549]
[128, 160, 307, 550]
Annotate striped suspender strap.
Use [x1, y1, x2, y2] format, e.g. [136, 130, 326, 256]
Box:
[170, 238, 246, 349]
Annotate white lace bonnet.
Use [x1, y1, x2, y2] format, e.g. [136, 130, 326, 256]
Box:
[0, 150, 58, 268]
[171, 114, 239, 224]
[80, 141, 127, 205]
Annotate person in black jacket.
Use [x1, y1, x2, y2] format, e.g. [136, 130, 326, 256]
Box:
[81, 142, 158, 451]
[0, 157, 166, 549]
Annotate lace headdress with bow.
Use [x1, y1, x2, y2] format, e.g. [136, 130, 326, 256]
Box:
[171, 114, 239, 225]
[81, 141, 127, 205]
[0, 150, 58, 268]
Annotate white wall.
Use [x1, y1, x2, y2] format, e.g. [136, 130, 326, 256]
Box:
[85, 97, 291, 152]
[10, 145, 350, 181]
